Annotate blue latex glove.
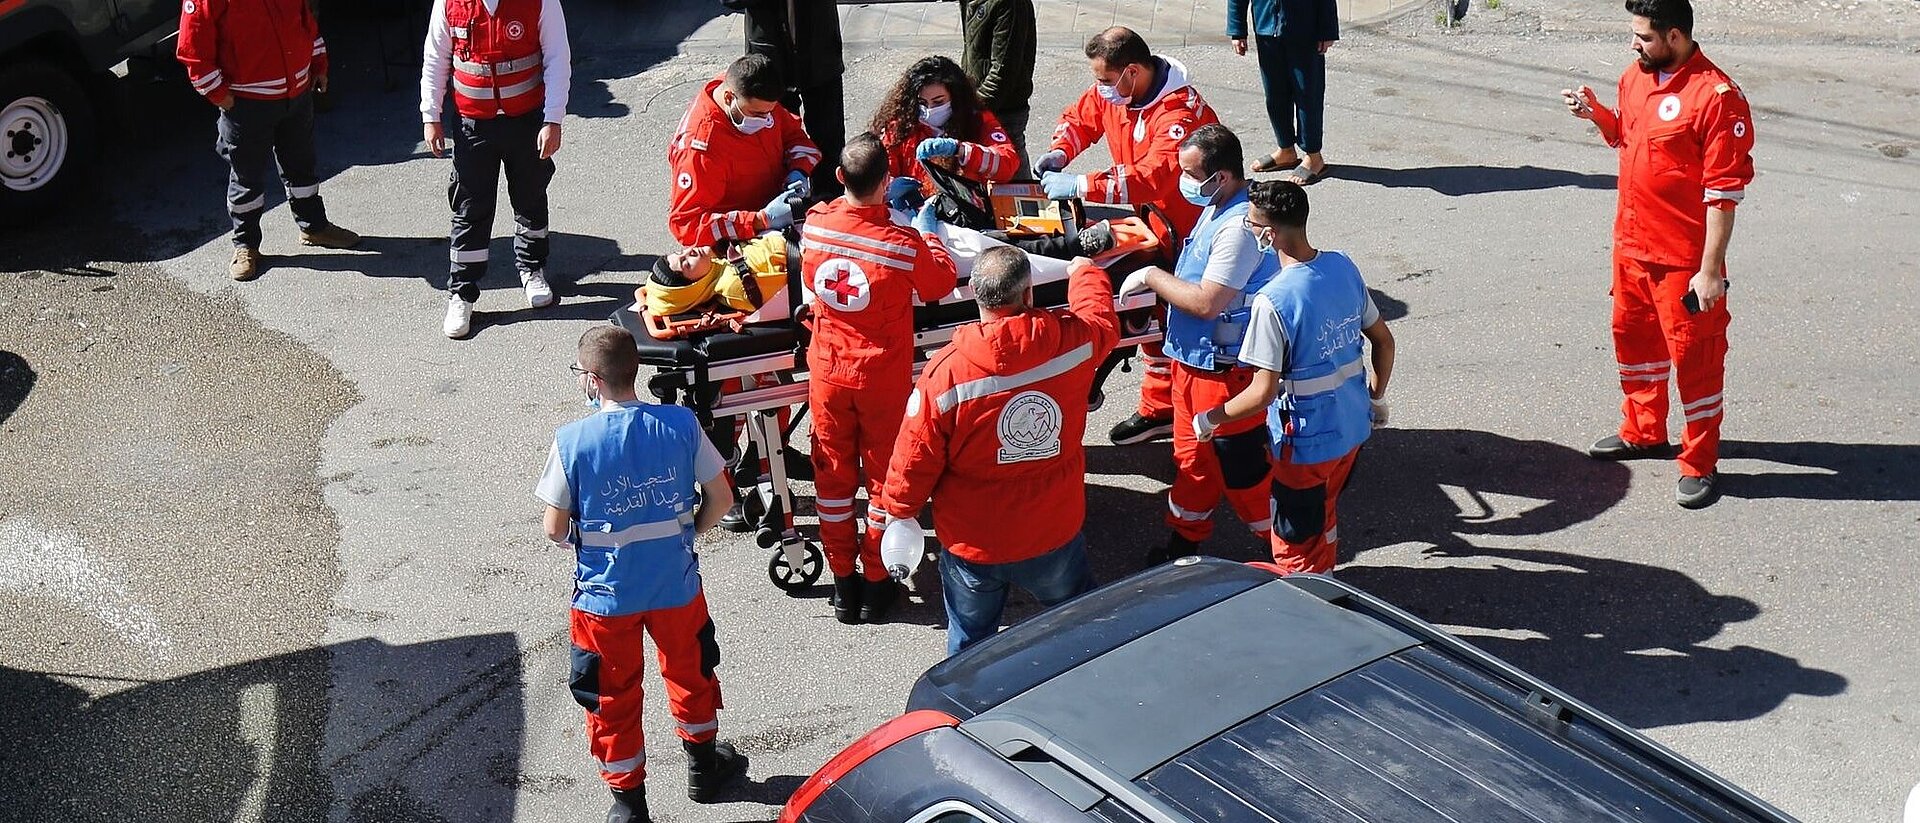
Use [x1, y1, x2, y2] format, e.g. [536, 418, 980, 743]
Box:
[885, 177, 924, 210]
[762, 192, 795, 230]
[916, 137, 959, 160]
[784, 169, 811, 200]
[911, 201, 941, 235]
[1034, 148, 1069, 174]
[1041, 171, 1083, 200]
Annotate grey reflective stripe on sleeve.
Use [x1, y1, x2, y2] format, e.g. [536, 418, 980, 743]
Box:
[935, 342, 1094, 414]
[452, 54, 544, 77]
[1704, 188, 1745, 203]
[1281, 355, 1366, 397]
[597, 752, 643, 774]
[449, 26, 469, 38]
[577, 514, 695, 548]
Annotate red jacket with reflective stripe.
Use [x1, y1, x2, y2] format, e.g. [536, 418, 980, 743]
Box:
[880, 259, 1121, 563]
[1047, 56, 1218, 236]
[666, 77, 823, 247]
[799, 199, 957, 390]
[880, 110, 1021, 192]
[1608, 49, 1755, 268]
[447, 0, 544, 118]
[177, 0, 327, 102]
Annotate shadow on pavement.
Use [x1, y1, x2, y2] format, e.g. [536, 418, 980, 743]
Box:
[1721, 439, 1920, 501]
[1340, 427, 1630, 555]
[1339, 548, 1848, 728]
[1370, 287, 1409, 321]
[0, 351, 32, 428]
[1330, 164, 1617, 196]
[0, 634, 524, 822]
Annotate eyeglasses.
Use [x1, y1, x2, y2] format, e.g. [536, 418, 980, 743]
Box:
[1242, 218, 1275, 232]
[569, 364, 595, 379]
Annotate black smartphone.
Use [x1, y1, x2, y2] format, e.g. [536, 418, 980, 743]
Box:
[1682, 290, 1702, 314]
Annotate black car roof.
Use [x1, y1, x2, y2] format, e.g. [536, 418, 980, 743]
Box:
[906, 558, 1799, 823]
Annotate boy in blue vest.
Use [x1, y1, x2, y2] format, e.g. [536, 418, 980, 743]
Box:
[535, 326, 749, 823]
[1193, 180, 1396, 574]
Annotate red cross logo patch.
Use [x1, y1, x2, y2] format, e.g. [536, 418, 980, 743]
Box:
[505, 21, 526, 40]
[812, 260, 872, 312]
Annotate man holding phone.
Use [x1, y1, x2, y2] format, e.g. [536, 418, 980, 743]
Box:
[1560, 0, 1753, 509]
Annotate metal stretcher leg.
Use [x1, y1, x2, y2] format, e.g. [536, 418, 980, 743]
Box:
[746, 408, 823, 593]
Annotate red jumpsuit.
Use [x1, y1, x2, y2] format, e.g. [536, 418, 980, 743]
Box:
[879, 111, 1021, 192]
[666, 75, 822, 247]
[880, 259, 1122, 562]
[1600, 50, 1754, 477]
[1047, 56, 1218, 420]
[801, 199, 958, 580]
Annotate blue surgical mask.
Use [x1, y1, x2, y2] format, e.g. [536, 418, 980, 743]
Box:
[579, 372, 601, 409]
[1096, 81, 1127, 106]
[1179, 171, 1220, 206]
[1252, 228, 1275, 254]
[918, 101, 953, 129]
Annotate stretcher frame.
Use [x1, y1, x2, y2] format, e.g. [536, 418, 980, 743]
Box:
[622, 290, 1164, 594]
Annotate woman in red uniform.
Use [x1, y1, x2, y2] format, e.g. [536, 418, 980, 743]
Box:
[870, 56, 1021, 198]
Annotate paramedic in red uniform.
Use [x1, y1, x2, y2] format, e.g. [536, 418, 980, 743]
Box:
[869, 56, 1020, 200]
[667, 54, 823, 248]
[177, 0, 361, 283]
[1037, 27, 1220, 446]
[879, 247, 1119, 655]
[667, 53, 823, 530]
[801, 134, 957, 625]
[1561, 0, 1753, 508]
[422, 0, 571, 339]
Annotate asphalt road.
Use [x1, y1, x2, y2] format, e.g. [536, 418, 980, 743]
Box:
[2, 2, 1918, 822]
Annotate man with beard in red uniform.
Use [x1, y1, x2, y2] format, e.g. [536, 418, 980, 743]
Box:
[1561, 0, 1753, 509]
[801, 133, 957, 624]
[1037, 26, 1220, 446]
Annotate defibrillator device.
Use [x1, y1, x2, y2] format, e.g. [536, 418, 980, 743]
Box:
[638, 235, 794, 340]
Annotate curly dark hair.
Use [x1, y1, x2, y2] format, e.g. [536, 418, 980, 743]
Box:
[868, 55, 988, 150]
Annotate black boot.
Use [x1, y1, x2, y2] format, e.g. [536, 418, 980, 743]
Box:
[684, 738, 749, 803]
[860, 577, 899, 624]
[717, 498, 753, 533]
[1143, 533, 1200, 569]
[606, 785, 651, 823]
[832, 575, 864, 625]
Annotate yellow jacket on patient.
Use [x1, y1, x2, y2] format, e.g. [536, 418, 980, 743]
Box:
[645, 235, 790, 317]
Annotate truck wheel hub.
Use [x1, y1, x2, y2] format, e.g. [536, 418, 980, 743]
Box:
[2, 96, 68, 193]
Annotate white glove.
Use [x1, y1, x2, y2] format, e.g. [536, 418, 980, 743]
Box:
[880, 516, 926, 581]
[1034, 149, 1068, 174]
[1371, 397, 1390, 429]
[1117, 268, 1152, 298]
[1193, 410, 1220, 442]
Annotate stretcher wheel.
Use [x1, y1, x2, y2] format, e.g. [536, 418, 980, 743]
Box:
[767, 541, 824, 594]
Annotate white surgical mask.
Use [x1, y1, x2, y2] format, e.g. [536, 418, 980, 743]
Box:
[918, 101, 953, 129]
[1096, 81, 1127, 106]
[727, 97, 775, 135]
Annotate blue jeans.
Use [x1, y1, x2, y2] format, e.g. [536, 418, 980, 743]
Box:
[940, 533, 1095, 656]
[1255, 35, 1327, 155]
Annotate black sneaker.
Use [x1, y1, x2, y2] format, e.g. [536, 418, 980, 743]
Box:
[860, 577, 899, 624]
[1075, 221, 1116, 257]
[717, 498, 753, 533]
[1586, 435, 1678, 461]
[1676, 473, 1720, 509]
[606, 786, 651, 823]
[1142, 533, 1200, 569]
[1109, 413, 1174, 445]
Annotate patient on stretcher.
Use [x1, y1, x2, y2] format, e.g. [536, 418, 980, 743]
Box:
[638, 235, 793, 339]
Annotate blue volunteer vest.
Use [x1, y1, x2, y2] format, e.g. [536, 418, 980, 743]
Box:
[1259, 250, 1374, 464]
[555, 404, 704, 616]
[1163, 188, 1281, 371]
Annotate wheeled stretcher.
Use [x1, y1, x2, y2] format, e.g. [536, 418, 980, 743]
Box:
[616, 212, 1172, 594]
